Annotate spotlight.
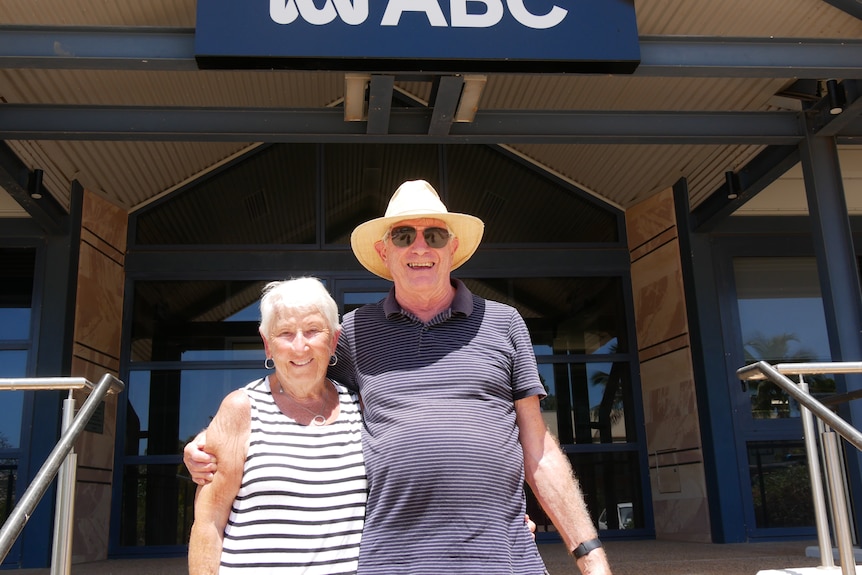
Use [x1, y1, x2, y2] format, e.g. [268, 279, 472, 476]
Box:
[827, 79, 845, 115]
[725, 171, 739, 200]
[29, 169, 44, 199]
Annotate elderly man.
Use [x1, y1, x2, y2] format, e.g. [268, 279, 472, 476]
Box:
[186, 180, 611, 575]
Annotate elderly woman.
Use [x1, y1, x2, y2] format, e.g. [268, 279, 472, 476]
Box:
[188, 277, 366, 575]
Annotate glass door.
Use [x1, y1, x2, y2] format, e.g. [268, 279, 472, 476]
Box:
[726, 254, 833, 537]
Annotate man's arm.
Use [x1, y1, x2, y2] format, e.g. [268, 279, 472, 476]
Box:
[184, 429, 217, 485]
[515, 394, 612, 575]
[188, 390, 249, 574]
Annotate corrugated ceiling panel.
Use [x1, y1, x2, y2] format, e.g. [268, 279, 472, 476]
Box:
[1, 0, 860, 216]
[635, 0, 862, 36]
[0, 69, 344, 108]
[1, 0, 195, 26]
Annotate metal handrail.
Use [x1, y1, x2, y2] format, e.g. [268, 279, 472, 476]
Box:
[0, 374, 124, 573]
[737, 360, 862, 575]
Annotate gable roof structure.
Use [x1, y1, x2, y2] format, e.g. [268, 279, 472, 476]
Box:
[1, 0, 861, 231]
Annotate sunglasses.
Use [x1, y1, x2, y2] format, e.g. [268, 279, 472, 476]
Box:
[387, 226, 453, 248]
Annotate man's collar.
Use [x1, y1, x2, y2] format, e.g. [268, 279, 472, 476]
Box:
[384, 279, 473, 318]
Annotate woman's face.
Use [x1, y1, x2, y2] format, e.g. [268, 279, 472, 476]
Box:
[262, 308, 337, 390]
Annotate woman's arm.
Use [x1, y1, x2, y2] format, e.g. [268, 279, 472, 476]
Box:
[188, 389, 250, 575]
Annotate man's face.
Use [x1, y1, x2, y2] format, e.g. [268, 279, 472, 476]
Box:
[374, 217, 459, 292]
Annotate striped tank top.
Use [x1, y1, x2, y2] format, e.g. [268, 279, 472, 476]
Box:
[220, 376, 366, 575]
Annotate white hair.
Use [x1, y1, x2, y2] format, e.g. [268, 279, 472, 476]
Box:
[259, 277, 340, 337]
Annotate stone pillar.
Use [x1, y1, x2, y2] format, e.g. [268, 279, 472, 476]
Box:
[69, 188, 127, 562]
[627, 187, 711, 542]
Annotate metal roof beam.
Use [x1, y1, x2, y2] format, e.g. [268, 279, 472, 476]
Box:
[1, 26, 862, 78]
[637, 36, 862, 78]
[820, 0, 862, 20]
[0, 144, 68, 234]
[0, 105, 824, 144]
[0, 25, 198, 70]
[366, 75, 394, 135]
[691, 145, 801, 232]
[427, 76, 464, 136]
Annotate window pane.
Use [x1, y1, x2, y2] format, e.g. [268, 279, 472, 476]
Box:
[465, 277, 633, 445]
[734, 258, 834, 419]
[527, 450, 644, 534]
[0, 350, 27, 448]
[119, 463, 196, 546]
[748, 441, 814, 529]
[131, 281, 269, 362]
[543, 362, 633, 445]
[0, 309, 30, 340]
[0, 246, 34, 339]
[0, 459, 16, 526]
[126, 368, 269, 456]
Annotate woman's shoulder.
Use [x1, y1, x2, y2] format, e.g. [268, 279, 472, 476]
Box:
[330, 379, 360, 402]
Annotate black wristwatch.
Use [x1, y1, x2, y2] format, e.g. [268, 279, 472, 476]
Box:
[573, 538, 603, 559]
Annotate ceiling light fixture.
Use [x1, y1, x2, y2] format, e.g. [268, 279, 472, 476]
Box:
[827, 79, 845, 115]
[29, 169, 44, 200]
[725, 171, 739, 200]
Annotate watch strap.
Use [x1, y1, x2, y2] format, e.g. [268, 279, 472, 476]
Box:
[573, 538, 603, 559]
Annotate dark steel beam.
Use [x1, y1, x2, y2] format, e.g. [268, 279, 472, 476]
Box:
[693, 78, 862, 227]
[2, 26, 862, 78]
[427, 76, 463, 136]
[0, 25, 198, 70]
[0, 105, 812, 144]
[366, 75, 394, 135]
[0, 143, 67, 234]
[637, 36, 862, 78]
[691, 145, 801, 232]
[821, 0, 862, 20]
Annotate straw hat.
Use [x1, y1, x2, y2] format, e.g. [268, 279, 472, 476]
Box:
[350, 180, 485, 280]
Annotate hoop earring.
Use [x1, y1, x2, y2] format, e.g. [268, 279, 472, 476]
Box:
[264, 357, 275, 369]
[329, 355, 338, 366]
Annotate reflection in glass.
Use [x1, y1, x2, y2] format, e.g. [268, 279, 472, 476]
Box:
[734, 258, 834, 419]
[748, 441, 814, 528]
[120, 464, 197, 546]
[541, 361, 633, 445]
[126, 368, 270, 456]
[0, 458, 16, 525]
[468, 276, 633, 445]
[131, 281, 268, 363]
[526, 450, 643, 534]
[0, 308, 30, 340]
[0, 350, 27, 449]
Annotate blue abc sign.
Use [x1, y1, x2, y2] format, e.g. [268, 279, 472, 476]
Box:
[195, 0, 640, 73]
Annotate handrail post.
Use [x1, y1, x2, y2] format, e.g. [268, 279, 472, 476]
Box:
[799, 376, 834, 568]
[50, 391, 77, 575]
[823, 430, 857, 575]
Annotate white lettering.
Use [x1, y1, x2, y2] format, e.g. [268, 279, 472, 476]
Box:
[271, 0, 564, 28]
[270, 0, 299, 24]
[450, 0, 503, 27]
[270, 0, 368, 25]
[506, 0, 566, 29]
[381, 0, 448, 26]
[334, 0, 369, 25]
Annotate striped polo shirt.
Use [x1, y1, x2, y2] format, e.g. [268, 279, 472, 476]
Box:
[220, 376, 366, 575]
[332, 279, 548, 575]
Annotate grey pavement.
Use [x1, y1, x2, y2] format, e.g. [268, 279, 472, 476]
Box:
[10, 539, 828, 575]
